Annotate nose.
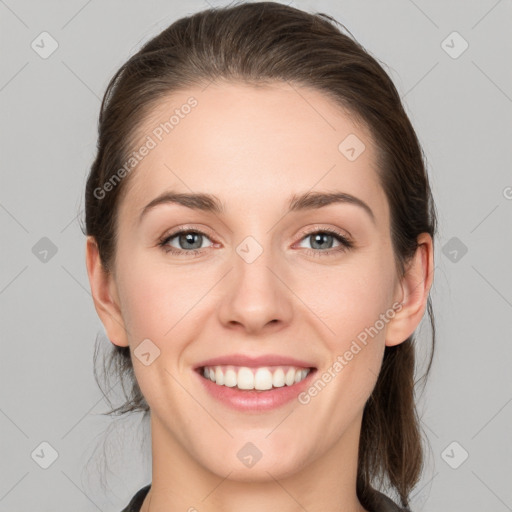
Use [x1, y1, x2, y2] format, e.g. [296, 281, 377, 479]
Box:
[216, 240, 293, 335]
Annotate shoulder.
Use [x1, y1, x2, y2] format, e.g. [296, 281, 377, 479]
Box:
[120, 484, 151, 512]
[119, 484, 409, 512]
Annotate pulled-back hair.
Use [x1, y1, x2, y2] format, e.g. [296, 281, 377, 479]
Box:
[83, 2, 437, 509]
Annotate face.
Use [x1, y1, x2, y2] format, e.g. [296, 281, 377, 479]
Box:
[100, 81, 407, 481]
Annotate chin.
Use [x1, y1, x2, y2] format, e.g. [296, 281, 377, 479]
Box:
[199, 445, 307, 483]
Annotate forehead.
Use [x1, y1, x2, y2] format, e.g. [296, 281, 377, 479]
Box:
[119, 80, 388, 226]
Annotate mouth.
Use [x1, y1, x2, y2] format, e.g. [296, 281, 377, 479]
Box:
[195, 364, 317, 392]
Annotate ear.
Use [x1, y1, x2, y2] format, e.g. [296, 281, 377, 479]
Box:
[385, 233, 434, 347]
[85, 236, 129, 347]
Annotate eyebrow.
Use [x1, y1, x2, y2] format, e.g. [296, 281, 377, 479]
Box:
[138, 190, 375, 224]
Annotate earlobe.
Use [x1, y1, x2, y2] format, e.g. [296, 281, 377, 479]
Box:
[385, 233, 434, 347]
[85, 236, 129, 347]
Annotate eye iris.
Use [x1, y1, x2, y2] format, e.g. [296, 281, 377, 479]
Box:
[180, 232, 202, 250]
[311, 233, 334, 250]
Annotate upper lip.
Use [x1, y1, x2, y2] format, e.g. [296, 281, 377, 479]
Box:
[195, 353, 316, 370]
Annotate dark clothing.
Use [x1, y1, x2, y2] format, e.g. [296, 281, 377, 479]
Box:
[120, 484, 150, 512]
[120, 483, 411, 512]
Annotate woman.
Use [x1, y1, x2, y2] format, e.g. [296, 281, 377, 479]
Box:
[84, 2, 437, 511]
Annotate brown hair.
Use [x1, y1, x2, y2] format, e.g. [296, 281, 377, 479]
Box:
[83, 2, 437, 509]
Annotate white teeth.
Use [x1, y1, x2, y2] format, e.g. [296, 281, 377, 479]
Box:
[254, 368, 273, 390]
[215, 366, 224, 385]
[272, 368, 285, 388]
[237, 367, 254, 390]
[201, 365, 311, 390]
[285, 368, 295, 386]
[224, 368, 237, 387]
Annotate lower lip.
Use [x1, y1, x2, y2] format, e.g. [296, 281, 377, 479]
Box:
[195, 368, 317, 412]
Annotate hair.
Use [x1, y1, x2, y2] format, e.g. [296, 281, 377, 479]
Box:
[83, 2, 437, 509]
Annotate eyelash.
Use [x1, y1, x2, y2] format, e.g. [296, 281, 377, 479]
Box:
[158, 226, 354, 258]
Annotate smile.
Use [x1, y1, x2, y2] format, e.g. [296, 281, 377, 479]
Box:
[200, 365, 312, 391]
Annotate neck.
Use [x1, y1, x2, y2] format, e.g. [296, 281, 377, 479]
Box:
[140, 412, 367, 512]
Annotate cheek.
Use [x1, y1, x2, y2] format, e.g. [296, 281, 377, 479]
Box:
[115, 253, 206, 407]
[116, 250, 210, 343]
[116, 236, 396, 350]
[298, 256, 396, 343]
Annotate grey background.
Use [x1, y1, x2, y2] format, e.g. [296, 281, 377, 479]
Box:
[1, 0, 511, 510]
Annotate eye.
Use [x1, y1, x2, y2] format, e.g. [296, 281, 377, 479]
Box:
[158, 228, 214, 257]
[295, 228, 354, 257]
[158, 226, 354, 257]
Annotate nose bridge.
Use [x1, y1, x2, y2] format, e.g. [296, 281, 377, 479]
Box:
[233, 231, 280, 298]
[231, 210, 279, 277]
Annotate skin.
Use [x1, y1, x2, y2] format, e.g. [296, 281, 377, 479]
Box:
[86, 81, 433, 512]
